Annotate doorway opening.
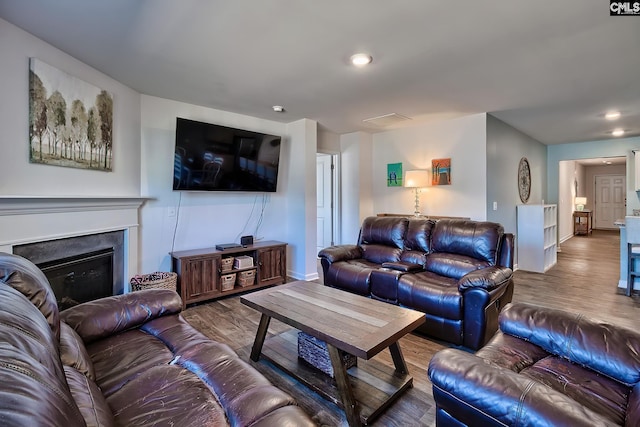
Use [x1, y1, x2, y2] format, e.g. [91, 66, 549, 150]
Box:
[316, 152, 340, 255]
[558, 157, 626, 244]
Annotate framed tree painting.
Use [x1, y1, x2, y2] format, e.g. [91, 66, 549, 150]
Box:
[387, 162, 403, 187]
[29, 58, 113, 171]
[432, 158, 451, 185]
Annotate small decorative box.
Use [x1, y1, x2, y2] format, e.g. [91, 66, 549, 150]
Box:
[297, 331, 356, 377]
[233, 255, 254, 269]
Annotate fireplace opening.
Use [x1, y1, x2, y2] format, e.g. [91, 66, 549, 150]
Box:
[39, 248, 114, 310]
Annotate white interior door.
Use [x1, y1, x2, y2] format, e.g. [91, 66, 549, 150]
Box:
[316, 154, 333, 254]
[594, 174, 625, 229]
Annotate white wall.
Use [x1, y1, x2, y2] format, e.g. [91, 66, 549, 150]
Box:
[340, 132, 373, 243]
[486, 115, 547, 235]
[558, 160, 578, 243]
[139, 95, 318, 280]
[285, 119, 318, 280]
[372, 114, 487, 221]
[0, 18, 141, 197]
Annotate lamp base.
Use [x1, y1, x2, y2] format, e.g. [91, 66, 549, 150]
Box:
[576, 205, 584, 211]
[413, 188, 421, 217]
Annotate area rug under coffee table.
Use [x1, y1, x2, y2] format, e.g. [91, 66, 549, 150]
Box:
[241, 280, 425, 427]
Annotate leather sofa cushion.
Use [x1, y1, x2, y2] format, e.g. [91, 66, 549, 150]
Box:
[360, 216, 407, 248]
[65, 365, 115, 427]
[0, 283, 66, 382]
[60, 321, 95, 380]
[425, 252, 490, 280]
[403, 218, 434, 253]
[142, 314, 306, 427]
[108, 365, 228, 427]
[431, 219, 503, 264]
[324, 259, 378, 295]
[361, 243, 402, 264]
[499, 303, 640, 386]
[400, 250, 427, 267]
[0, 253, 61, 340]
[398, 271, 462, 319]
[88, 328, 175, 397]
[520, 357, 628, 425]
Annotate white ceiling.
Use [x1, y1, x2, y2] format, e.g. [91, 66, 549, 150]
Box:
[1, 0, 638, 145]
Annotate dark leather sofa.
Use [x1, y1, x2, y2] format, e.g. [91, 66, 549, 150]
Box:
[318, 216, 514, 350]
[0, 252, 314, 427]
[428, 302, 640, 426]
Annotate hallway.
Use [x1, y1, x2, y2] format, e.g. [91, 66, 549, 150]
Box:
[513, 229, 639, 331]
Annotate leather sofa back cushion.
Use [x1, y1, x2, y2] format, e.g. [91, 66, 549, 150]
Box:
[500, 303, 640, 386]
[425, 253, 490, 280]
[360, 217, 408, 248]
[361, 244, 402, 264]
[64, 365, 115, 427]
[0, 253, 61, 340]
[404, 219, 435, 253]
[431, 220, 503, 264]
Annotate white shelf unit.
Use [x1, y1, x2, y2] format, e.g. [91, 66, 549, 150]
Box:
[517, 204, 558, 273]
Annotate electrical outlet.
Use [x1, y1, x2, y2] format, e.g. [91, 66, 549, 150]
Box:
[493, 201, 498, 211]
[167, 207, 176, 217]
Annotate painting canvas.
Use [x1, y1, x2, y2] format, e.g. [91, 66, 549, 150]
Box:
[387, 162, 403, 187]
[432, 158, 451, 185]
[29, 58, 113, 171]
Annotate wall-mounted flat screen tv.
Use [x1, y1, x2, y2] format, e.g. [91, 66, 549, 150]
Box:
[173, 118, 282, 192]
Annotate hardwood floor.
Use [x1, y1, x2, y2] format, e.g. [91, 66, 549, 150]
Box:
[182, 230, 639, 426]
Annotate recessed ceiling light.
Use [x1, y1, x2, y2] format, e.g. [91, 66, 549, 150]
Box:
[350, 53, 372, 67]
[605, 111, 621, 120]
[272, 105, 285, 113]
[612, 128, 625, 137]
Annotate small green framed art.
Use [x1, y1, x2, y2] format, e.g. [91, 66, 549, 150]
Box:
[387, 163, 403, 187]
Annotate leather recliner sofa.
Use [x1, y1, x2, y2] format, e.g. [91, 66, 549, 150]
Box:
[428, 302, 640, 426]
[318, 216, 514, 350]
[0, 252, 315, 427]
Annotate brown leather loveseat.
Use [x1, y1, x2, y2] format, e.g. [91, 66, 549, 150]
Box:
[318, 216, 514, 350]
[428, 302, 640, 426]
[0, 252, 314, 427]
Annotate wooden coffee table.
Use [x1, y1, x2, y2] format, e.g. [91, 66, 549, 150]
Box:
[241, 281, 425, 426]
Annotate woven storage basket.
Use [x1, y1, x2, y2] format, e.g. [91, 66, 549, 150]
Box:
[297, 331, 356, 377]
[130, 272, 177, 292]
[221, 273, 237, 291]
[220, 257, 234, 273]
[237, 270, 256, 287]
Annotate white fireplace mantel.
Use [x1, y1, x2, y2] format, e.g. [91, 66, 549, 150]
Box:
[0, 196, 149, 288]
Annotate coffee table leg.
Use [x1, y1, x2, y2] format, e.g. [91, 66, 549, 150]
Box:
[327, 344, 362, 427]
[250, 314, 271, 362]
[389, 342, 408, 375]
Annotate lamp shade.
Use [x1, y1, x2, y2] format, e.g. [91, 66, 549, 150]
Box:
[404, 170, 429, 188]
[575, 197, 587, 205]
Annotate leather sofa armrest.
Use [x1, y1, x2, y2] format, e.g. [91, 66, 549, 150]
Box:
[318, 244, 362, 263]
[428, 349, 615, 427]
[60, 289, 182, 344]
[458, 266, 512, 292]
[381, 261, 422, 272]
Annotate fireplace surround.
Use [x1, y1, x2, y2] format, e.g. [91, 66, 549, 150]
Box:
[0, 196, 145, 293]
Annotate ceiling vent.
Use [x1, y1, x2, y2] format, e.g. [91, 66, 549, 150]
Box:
[362, 112, 412, 127]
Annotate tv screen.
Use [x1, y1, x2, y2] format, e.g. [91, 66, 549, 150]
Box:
[173, 118, 282, 192]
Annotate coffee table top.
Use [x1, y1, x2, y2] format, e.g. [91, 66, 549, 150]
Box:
[241, 281, 425, 359]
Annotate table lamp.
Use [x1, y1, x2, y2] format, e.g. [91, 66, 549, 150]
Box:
[575, 197, 587, 211]
[404, 170, 430, 217]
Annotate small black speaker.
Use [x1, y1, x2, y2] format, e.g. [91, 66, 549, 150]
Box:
[240, 235, 254, 246]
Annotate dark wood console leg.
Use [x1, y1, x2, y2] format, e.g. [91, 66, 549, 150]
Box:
[389, 342, 408, 375]
[327, 344, 362, 427]
[250, 314, 271, 362]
